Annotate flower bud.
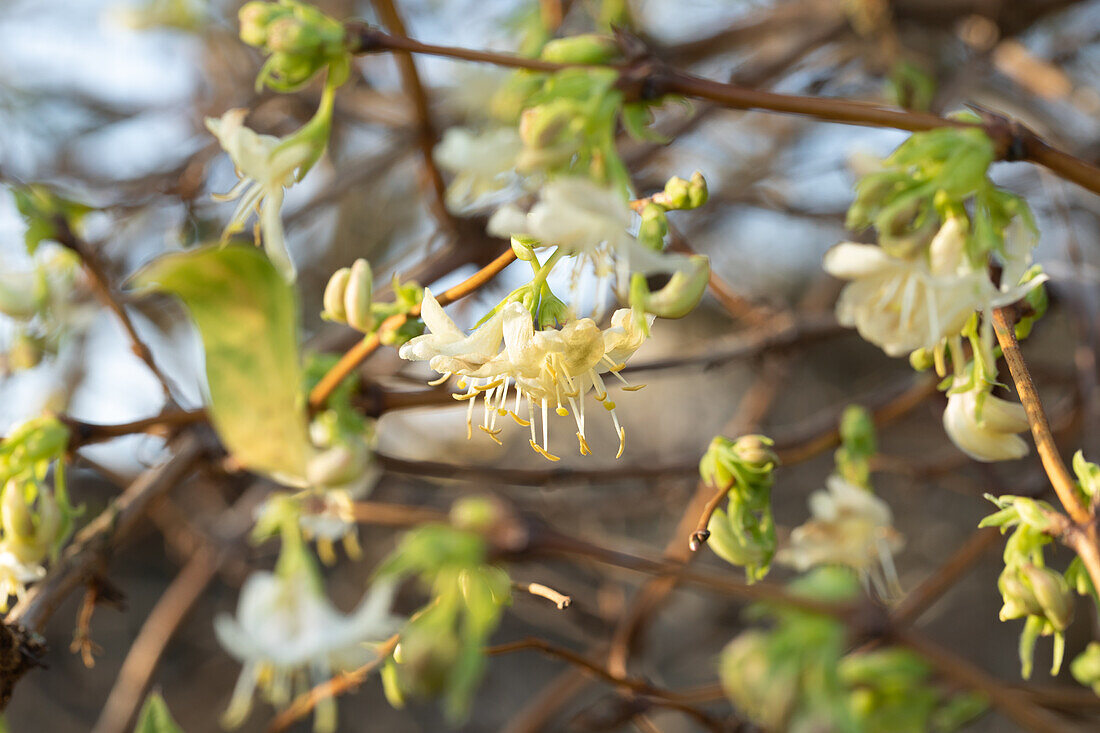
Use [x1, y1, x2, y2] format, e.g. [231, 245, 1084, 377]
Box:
[1012, 497, 1055, 533]
[344, 259, 374, 333]
[238, 1, 285, 47]
[999, 572, 1042, 620]
[266, 17, 321, 56]
[732, 435, 777, 471]
[1021, 563, 1074, 631]
[909, 347, 933, 372]
[1071, 642, 1100, 695]
[0, 274, 41, 320]
[633, 254, 710, 318]
[539, 34, 619, 65]
[928, 217, 967, 276]
[662, 171, 708, 210]
[519, 102, 574, 150]
[636, 204, 667, 251]
[510, 237, 537, 261]
[322, 266, 351, 322]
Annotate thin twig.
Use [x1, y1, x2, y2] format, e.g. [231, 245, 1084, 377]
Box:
[514, 581, 572, 610]
[345, 26, 1100, 196]
[688, 482, 728, 552]
[52, 217, 179, 403]
[92, 549, 219, 733]
[892, 528, 1000, 626]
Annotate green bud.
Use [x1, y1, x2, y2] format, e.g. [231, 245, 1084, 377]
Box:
[510, 237, 537, 261]
[518, 102, 574, 150]
[732, 435, 777, 471]
[322, 266, 351, 322]
[909, 347, 934, 372]
[238, 1, 285, 47]
[344, 258, 374, 332]
[636, 204, 668, 251]
[539, 34, 619, 65]
[839, 405, 876, 458]
[8, 331, 44, 371]
[1012, 497, 1056, 533]
[1021, 563, 1074, 631]
[661, 171, 708, 210]
[999, 571, 1043, 621]
[450, 496, 501, 533]
[1071, 642, 1100, 695]
[633, 255, 710, 319]
[266, 16, 320, 56]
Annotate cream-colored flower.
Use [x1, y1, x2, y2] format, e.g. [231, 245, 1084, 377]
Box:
[0, 546, 45, 612]
[400, 293, 650, 460]
[777, 475, 903, 595]
[488, 177, 635, 278]
[299, 489, 363, 565]
[433, 126, 521, 212]
[824, 218, 1040, 357]
[943, 384, 1030, 462]
[215, 571, 400, 731]
[205, 108, 319, 280]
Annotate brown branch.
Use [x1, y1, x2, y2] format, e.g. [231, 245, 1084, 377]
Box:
[345, 26, 1100, 196]
[484, 638, 726, 732]
[91, 549, 219, 733]
[891, 528, 1000, 626]
[61, 409, 207, 450]
[308, 247, 517, 409]
[52, 217, 178, 403]
[991, 307, 1100, 593]
[688, 482, 729, 552]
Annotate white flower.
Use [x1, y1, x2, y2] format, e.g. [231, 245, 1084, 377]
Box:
[399, 292, 650, 460]
[205, 108, 319, 280]
[943, 384, 1031, 462]
[824, 218, 1041, 357]
[215, 570, 401, 731]
[0, 546, 45, 612]
[488, 177, 635, 279]
[433, 126, 521, 212]
[299, 489, 363, 565]
[777, 475, 903, 595]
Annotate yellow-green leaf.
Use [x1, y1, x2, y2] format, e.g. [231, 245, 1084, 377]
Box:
[135, 692, 184, 733]
[133, 245, 312, 481]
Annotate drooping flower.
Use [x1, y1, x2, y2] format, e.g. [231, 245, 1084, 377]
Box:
[824, 218, 1041, 357]
[399, 292, 650, 460]
[943, 383, 1031, 462]
[215, 570, 401, 731]
[205, 108, 326, 280]
[777, 475, 903, 596]
[433, 126, 522, 212]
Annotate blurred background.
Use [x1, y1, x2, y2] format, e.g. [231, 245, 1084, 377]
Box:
[2, 0, 1100, 730]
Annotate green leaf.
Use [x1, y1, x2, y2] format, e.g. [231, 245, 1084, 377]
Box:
[135, 692, 184, 733]
[132, 245, 313, 482]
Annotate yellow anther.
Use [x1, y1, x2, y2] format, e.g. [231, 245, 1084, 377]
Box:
[593, 390, 607, 401]
[556, 406, 569, 417]
[529, 439, 561, 462]
[497, 408, 508, 416]
[474, 379, 503, 393]
[604, 401, 616, 411]
[577, 433, 591, 456]
[622, 384, 646, 392]
[508, 411, 531, 427]
[606, 361, 626, 372]
[428, 373, 451, 386]
[456, 379, 467, 389]
[453, 392, 478, 401]
[479, 425, 504, 445]
[616, 427, 626, 459]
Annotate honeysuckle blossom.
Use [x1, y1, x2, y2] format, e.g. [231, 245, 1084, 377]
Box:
[399, 291, 650, 460]
[0, 546, 45, 612]
[433, 126, 522, 212]
[488, 177, 634, 279]
[943, 383, 1031, 462]
[824, 218, 1041, 357]
[777, 475, 903, 596]
[215, 570, 401, 731]
[299, 489, 362, 565]
[205, 108, 322, 280]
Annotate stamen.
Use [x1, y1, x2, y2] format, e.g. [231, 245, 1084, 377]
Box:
[529, 439, 561, 462]
[479, 425, 504, 445]
[427, 372, 451, 386]
[556, 406, 569, 417]
[541, 399, 550, 452]
[508, 411, 531, 426]
[576, 432, 591, 456]
[465, 394, 476, 440]
[457, 379, 468, 389]
[604, 401, 616, 411]
[621, 384, 646, 392]
[474, 379, 503, 393]
[616, 426, 626, 459]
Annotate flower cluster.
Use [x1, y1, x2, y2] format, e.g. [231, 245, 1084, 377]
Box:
[399, 290, 649, 460]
